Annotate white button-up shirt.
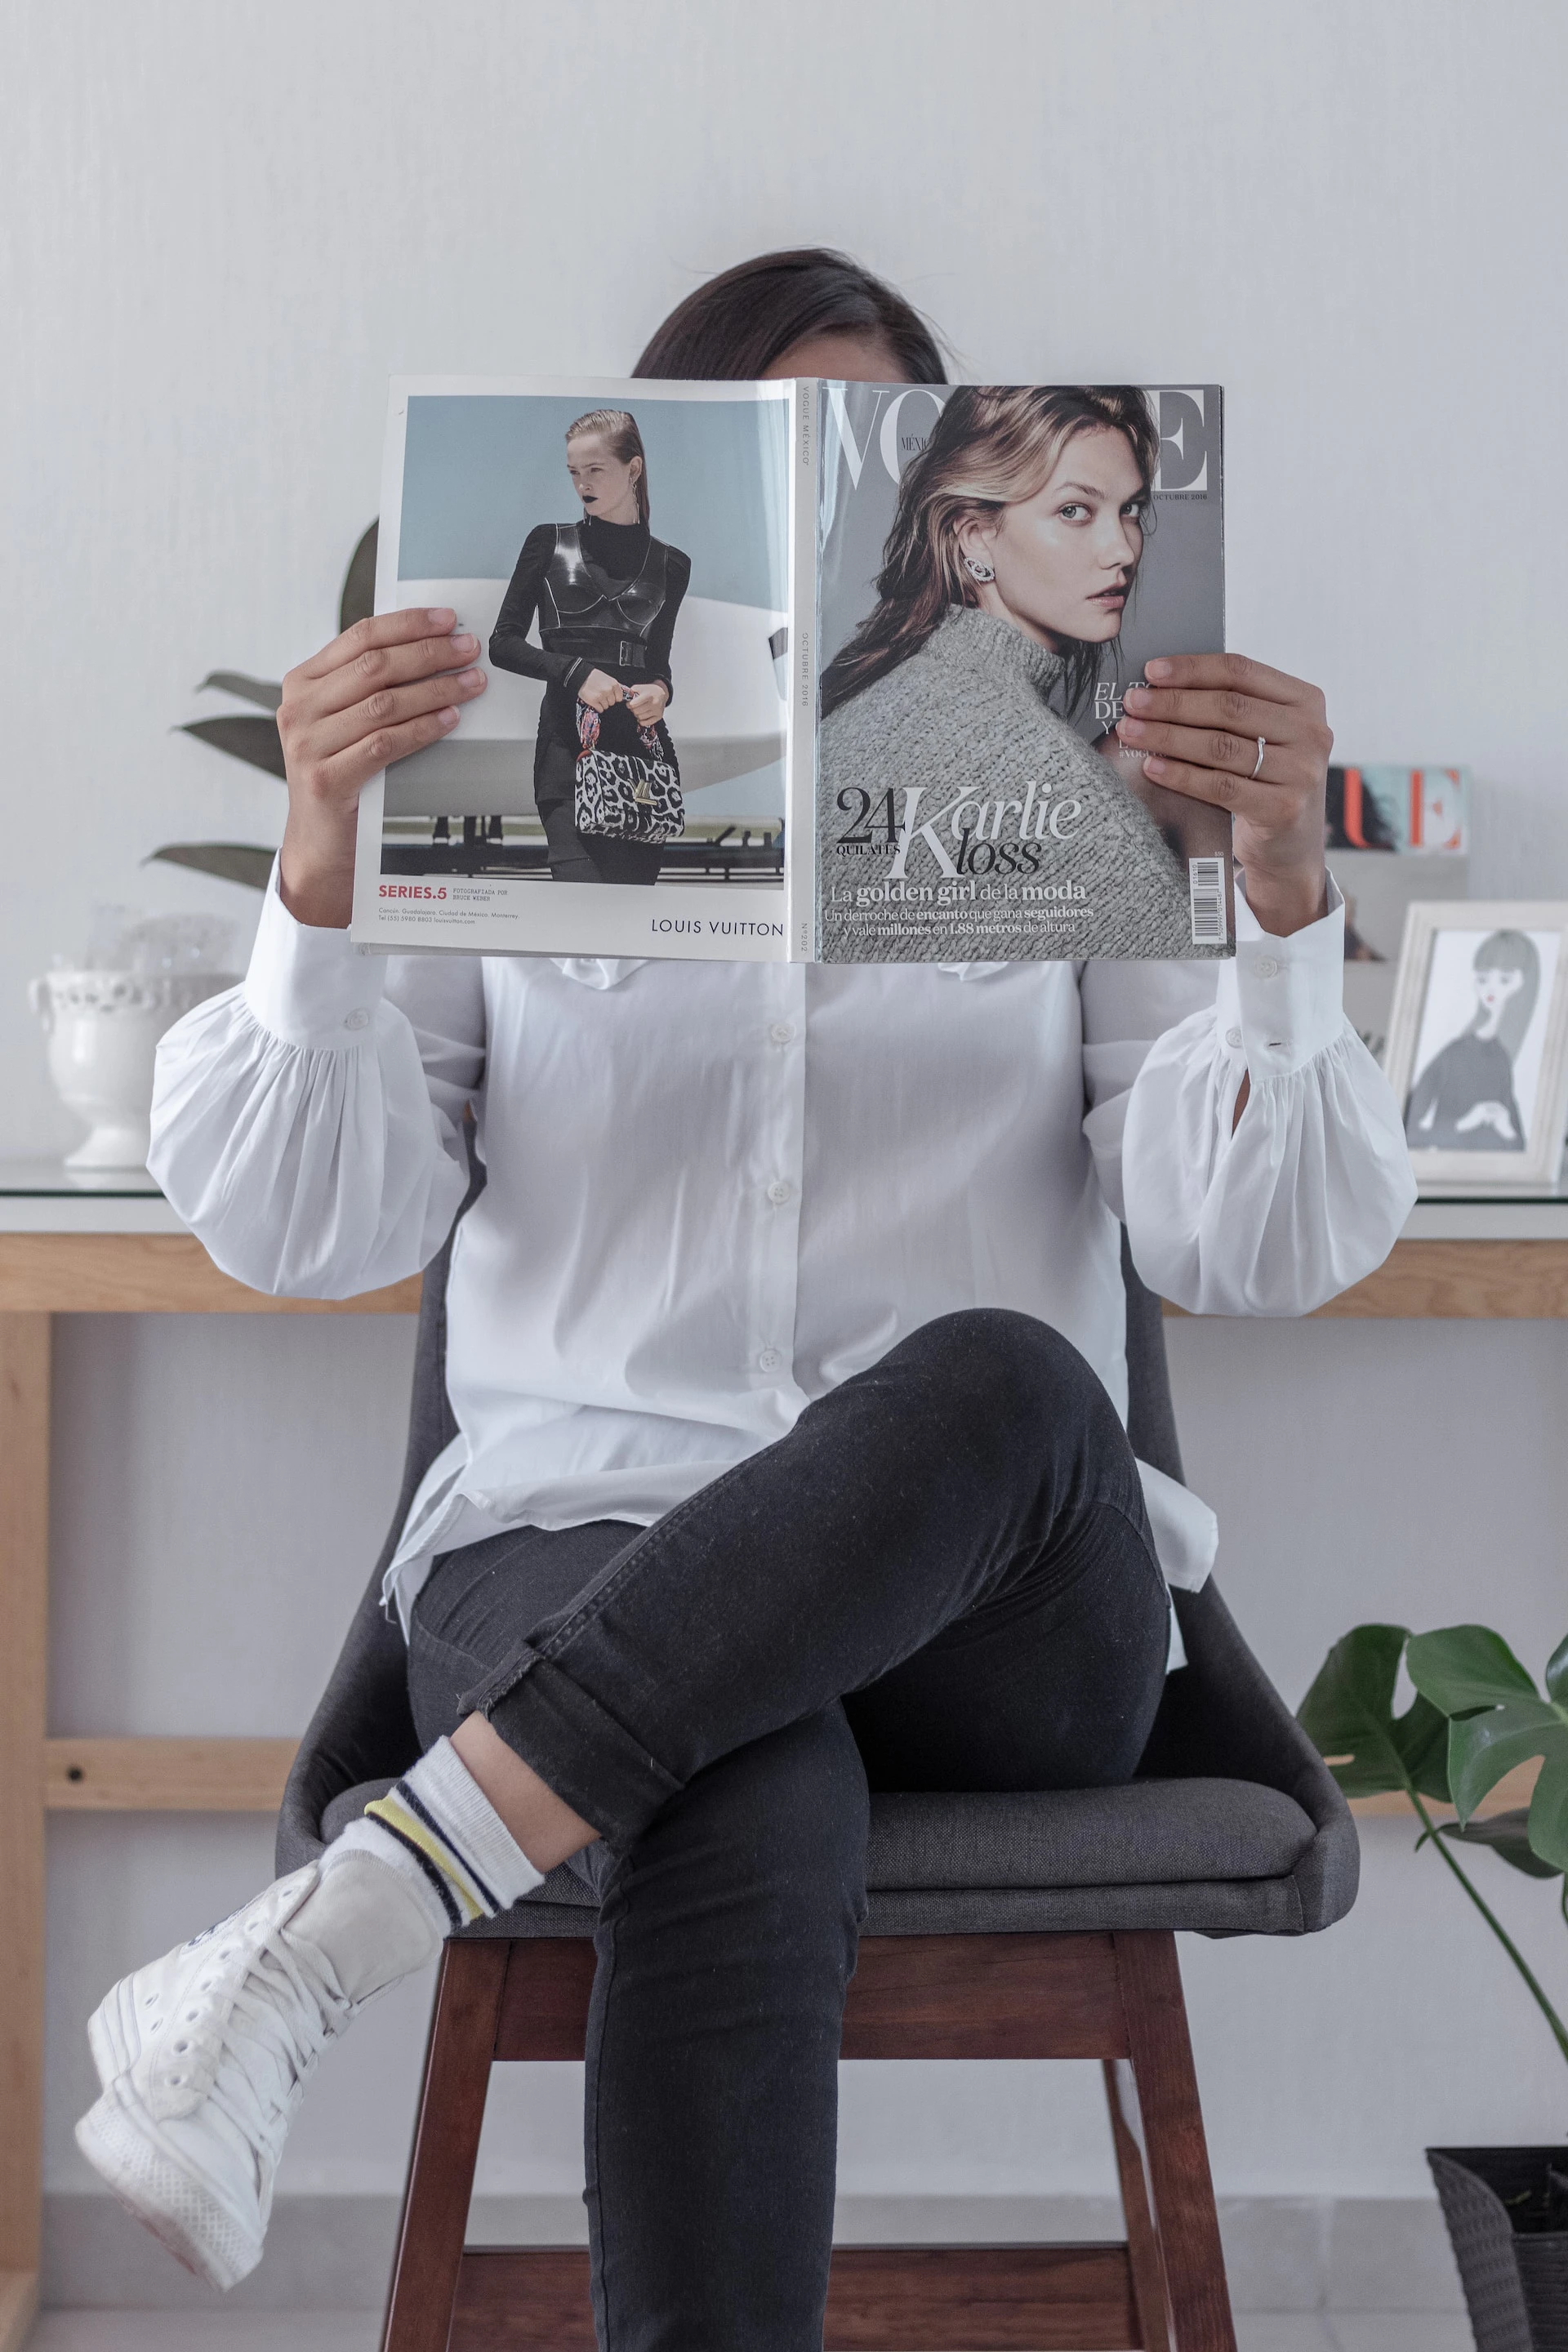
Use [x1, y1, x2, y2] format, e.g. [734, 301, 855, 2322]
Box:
[149, 871, 1414, 1636]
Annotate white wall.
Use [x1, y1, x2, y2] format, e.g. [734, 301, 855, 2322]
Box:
[10, 0, 1568, 2212]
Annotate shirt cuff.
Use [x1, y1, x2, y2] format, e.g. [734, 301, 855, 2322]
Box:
[1215, 874, 1348, 1080]
[243, 859, 387, 1049]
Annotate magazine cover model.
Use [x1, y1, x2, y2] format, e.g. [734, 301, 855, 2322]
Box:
[351, 377, 1229, 963]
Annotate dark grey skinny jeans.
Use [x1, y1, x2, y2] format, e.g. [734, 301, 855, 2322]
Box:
[405, 1308, 1170, 2352]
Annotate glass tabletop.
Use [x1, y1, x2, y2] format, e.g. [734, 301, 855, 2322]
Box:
[0, 1156, 163, 1196]
[1411, 1179, 1568, 1204]
[2, 1154, 1564, 1208]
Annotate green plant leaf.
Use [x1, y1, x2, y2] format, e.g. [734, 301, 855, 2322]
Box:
[1298, 1625, 1450, 1802]
[1527, 1745, 1568, 1874]
[176, 716, 286, 779]
[146, 844, 274, 890]
[1443, 1811, 1562, 1880]
[1545, 1632, 1568, 1708]
[340, 522, 378, 633]
[196, 670, 282, 712]
[1408, 1625, 1568, 1866]
[1406, 1624, 1539, 1715]
[1449, 1699, 1559, 1817]
[1394, 1692, 1454, 1800]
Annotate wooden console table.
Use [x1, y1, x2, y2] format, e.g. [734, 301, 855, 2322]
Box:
[0, 1170, 416, 2352]
[1, 1173, 1564, 2350]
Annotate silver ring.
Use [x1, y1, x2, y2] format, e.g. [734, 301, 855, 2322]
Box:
[1251, 736, 1267, 780]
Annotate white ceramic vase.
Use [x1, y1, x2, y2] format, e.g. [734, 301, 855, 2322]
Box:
[29, 969, 239, 1169]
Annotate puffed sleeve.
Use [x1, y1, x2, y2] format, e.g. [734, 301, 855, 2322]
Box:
[147, 865, 481, 1298]
[1080, 880, 1415, 1316]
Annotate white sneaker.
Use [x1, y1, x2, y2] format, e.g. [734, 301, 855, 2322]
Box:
[75, 1855, 439, 2290]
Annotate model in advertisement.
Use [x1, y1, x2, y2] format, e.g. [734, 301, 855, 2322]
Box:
[488, 408, 693, 884]
[820, 385, 1200, 960]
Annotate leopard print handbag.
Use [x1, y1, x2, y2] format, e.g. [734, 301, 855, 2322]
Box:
[574, 699, 684, 844]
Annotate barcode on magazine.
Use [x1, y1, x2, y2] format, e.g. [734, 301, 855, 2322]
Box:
[1187, 858, 1227, 947]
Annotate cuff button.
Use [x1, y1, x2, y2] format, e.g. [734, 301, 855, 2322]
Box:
[1225, 1026, 1243, 1049]
[343, 1008, 371, 1032]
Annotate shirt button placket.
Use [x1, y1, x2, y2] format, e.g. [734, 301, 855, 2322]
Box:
[755, 970, 805, 1388]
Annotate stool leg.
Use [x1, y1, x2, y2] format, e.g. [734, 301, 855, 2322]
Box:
[1104, 2056, 1172, 2352]
[1114, 1932, 1236, 2352]
[383, 1940, 509, 2352]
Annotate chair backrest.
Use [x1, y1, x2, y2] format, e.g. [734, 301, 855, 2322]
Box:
[1119, 1228, 1183, 1485]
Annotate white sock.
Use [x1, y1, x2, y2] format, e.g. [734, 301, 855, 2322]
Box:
[331, 1735, 544, 1932]
[287, 1850, 443, 2001]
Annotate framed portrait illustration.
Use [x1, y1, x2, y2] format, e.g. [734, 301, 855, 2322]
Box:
[1385, 902, 1568, 1193]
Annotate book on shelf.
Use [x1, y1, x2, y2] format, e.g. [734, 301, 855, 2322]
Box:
[352, 376, 1229, 964]
[1326, 764, 1472, 1061]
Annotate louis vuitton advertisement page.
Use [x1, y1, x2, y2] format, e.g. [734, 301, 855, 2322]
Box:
[353, 376, 798, 961]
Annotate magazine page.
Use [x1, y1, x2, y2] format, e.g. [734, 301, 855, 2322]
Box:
[811, 383, 1232, 963]
[351, 376, 797, 961]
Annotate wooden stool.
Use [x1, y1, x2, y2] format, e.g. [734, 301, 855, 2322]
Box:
[381, 1927, 1230, 2351]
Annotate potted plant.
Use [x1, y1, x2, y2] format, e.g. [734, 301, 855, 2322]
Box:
[149, 524, 377, 892]
[1299, 1620, 1568, 2350]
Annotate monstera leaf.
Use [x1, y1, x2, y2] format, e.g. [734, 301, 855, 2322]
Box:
[1408, 1626, 1568, 1874]
[1445, 1809, 1563, 1881]
[176, 714, 287, 778]
[145, 843, 277, 891]
[340, 522, 378, 631]
[154, 525, 377, 886]
[194, 670, 282, 712]
[1297, 1624, 1452, 1803]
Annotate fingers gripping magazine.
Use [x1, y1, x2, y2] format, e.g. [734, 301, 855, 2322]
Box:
[351, 378, 1230, 964]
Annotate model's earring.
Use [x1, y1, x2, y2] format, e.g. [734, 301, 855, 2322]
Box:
[963, 554, 996, 583]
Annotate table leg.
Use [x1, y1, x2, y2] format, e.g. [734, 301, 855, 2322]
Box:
[0, 1313, 49, 2350]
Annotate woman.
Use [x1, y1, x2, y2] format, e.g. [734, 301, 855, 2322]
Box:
[489, 407, 691, 885]
[78, 249, 1414, 2351]
[1405, 929, 1539, 1148]
[822, 385, 1201, 959]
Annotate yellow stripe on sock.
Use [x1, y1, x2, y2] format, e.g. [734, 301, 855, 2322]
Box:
[365, 1793, 487, 1924]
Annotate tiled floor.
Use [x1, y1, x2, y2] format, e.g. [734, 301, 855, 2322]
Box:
[29, 2318, 1478, 2350]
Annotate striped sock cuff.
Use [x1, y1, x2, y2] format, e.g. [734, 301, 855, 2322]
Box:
[363, 1788, 486, 1925]
[364, 1737, 543, 1928]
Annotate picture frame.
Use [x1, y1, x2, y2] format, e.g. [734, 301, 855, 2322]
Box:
[1384, 901, 1568, 1194]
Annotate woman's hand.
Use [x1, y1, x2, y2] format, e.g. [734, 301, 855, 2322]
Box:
[577, 668, 626, 715]
[1115, 653, 1332, 937]
[277, 608, 487, 928]
[624, 680, 669, 726]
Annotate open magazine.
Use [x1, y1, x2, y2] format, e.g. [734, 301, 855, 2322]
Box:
[351, 376, 1229, 964]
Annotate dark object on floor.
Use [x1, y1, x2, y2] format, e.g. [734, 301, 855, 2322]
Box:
[279, 1166, 1358, 2350]
[1430, 2146, 1568, 2351]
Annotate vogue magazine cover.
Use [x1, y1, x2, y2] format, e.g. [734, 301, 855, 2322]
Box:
[813, 381, 1231, 962]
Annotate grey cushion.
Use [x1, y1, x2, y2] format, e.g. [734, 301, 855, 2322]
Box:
[321, 1770, 1323, 1940]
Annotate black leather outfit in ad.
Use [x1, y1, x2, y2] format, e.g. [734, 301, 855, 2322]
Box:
[489, 515, 693, 884]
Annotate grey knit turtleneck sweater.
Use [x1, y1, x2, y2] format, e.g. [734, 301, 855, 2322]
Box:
[817, 606, 1215, 963]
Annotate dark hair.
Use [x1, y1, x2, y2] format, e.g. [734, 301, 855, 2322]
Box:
[1467, 929, 1540, 1060]
[566, 406, 649, 523]
[633, 247, 946, 384]
[821, 385, 1158, 721]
